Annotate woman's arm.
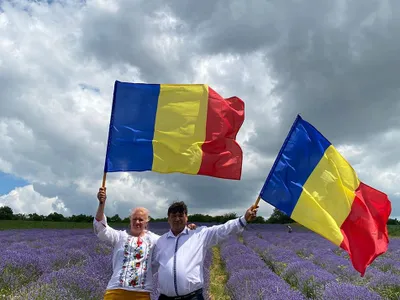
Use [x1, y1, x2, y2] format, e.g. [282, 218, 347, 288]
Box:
[93, 187, 120, 245]
[95, 187, 107, 221]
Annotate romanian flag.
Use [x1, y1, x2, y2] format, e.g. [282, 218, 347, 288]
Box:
[259, 115, 392, 276]
[104, 81, 244, 180]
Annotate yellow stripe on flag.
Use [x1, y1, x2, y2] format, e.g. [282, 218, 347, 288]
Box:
[291, 145, 360, 246]
[152, 84, 209, 174]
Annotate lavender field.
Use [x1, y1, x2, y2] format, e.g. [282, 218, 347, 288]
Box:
[0, 223, 399, 300]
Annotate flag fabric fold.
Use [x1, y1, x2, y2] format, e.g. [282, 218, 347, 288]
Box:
[259, 114, 392, 276]
[104, 81, 244, 180]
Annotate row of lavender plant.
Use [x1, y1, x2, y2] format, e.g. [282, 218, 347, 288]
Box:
[255, 228, 400, 276]
[254, 229, 400, 299]
[243, 227, 399, 300]
[1, 226, 398, 299]
[0, 227, 215, 299]
[219, 235, 306, 299]
[202, 248, 213, 300]
[1, 229, 112, 299]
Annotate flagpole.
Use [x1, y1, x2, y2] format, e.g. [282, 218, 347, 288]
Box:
[101, 81, 119, 190]
[254, 195, 261, 207]
[101, 172, 107, 188]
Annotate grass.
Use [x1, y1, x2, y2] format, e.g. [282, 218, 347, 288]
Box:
[0, 220, 128, 230]
[291, 222, 400, 238]
[2, 220, 400, 239]
[388, 225, 400, 237]
[208, 247, 230, 300]
[2, 220, 400, 238]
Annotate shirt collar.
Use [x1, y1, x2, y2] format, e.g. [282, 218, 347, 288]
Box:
[167, 227, 189, 238]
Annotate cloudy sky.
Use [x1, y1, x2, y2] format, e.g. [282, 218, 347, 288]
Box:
[0, 0, 399, 220]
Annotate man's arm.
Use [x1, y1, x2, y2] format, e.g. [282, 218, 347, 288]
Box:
[200, 205, 258, 248]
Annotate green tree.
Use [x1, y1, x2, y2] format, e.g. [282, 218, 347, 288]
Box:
[13, 213, 27, 220]
[252, 216, 265, 223]
[45, 212, 65, 222]
[68, 214, 92, 222]
[387, 218, 399, 225]
[28, 213, 44, 221]
[0, 206, 13, 220]
[266, 208, 294, 224]
[221, 212, 238, 223]
[188, 214, 215, 223]
[109, 214, 122, 222]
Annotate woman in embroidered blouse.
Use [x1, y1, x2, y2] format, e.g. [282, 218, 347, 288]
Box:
[94, 187, 159, 300]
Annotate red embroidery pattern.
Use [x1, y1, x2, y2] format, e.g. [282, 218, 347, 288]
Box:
[118, 235, 152, 289]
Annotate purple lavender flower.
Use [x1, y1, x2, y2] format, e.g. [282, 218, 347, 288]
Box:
[226, 269, 306, 300]
[1, 224, 399, 299]
[368, 271, 400, 300]
[311, 249, 362, 282]
[224, 254, 266, 275]
[0, 249, 45, 293]
[282, 260, 336, 298]
[372, 256, 400, 275]
[220, 239, 257, 260]
[11, 281, 74, 300]
[323, 282, 382, 299]
[41, 265, 108, 299]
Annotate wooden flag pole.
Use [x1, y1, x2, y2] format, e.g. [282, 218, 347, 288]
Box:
[254, 195, 261, 207]
[101, 172, 107, 188]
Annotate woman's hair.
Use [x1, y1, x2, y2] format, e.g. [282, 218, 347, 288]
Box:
[129, 207, 150, 222]
[129, 207, 150, 230]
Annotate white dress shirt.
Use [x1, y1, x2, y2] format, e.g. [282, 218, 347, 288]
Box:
[152, 216, 247, 297]
[93, 215, 160, 293]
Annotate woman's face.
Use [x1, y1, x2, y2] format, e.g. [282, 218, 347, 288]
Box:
[130, 210, 148, 236]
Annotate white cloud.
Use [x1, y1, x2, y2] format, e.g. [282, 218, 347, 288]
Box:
[0, 0, 398, 219]
[0, 185, 69, 216]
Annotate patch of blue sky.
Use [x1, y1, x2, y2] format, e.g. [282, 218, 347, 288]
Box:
[0, 172, 29, 195]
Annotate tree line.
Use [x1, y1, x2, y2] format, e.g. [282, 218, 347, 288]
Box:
[0, 205, 293, 224]
[0, 205, 399, 225]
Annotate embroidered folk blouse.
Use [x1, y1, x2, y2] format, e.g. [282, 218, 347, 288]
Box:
[93, 215, 160, 293]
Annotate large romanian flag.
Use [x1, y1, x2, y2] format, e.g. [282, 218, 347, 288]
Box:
[104, 81, 245, 180]
[259, 115, 392, 276]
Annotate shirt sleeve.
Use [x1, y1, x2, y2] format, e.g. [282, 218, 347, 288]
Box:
[149, 231, 161, 241]
[151, 240, 160, 274]
[93, 214, 120, 246]
[150, 232, 163, 274]
[200, 216, 247, 248]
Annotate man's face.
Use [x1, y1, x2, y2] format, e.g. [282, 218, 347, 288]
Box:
[130, 211, 148, 236]
[168, 211, 188, 233]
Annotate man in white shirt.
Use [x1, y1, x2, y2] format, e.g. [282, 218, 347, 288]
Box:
[152, 201, 258, 299]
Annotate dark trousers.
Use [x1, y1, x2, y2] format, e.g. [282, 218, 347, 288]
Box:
[158, 289, 204, 300]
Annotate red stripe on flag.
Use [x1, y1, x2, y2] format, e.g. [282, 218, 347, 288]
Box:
[197, 87, 244, 180]
[339, 182, 392, 276]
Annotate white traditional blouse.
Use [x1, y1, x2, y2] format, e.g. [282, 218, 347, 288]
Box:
[93, 215, 160, 293]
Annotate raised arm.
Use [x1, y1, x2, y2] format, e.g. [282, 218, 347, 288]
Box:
[93, 187, 120, 246]
[95, 187, 106, 222]
[201, 205, 258, 248]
